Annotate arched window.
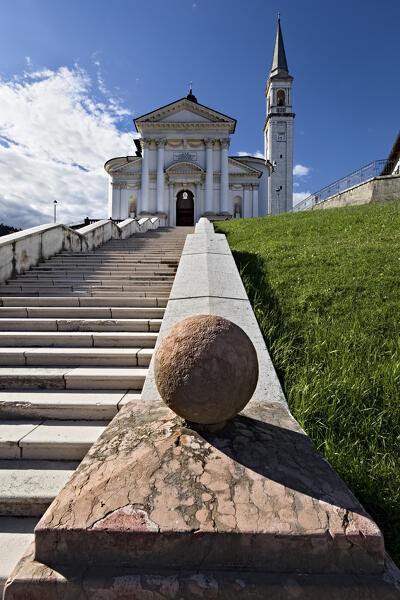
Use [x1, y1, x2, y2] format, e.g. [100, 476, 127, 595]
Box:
[277, 89, 285, 106]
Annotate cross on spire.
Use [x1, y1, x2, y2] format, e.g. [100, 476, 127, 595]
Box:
[269, 15, 289, 78]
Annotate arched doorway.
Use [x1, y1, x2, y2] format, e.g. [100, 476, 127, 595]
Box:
[176, 189, 194, 226]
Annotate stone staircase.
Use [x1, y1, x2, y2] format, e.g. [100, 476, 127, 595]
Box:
[0, 226, 192, 594]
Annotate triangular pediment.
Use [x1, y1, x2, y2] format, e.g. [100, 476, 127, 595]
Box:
[134, 98, 236, 133]
[228, 157, 262, 176]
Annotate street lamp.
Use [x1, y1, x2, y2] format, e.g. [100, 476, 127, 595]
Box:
[53, 200, 58, 223]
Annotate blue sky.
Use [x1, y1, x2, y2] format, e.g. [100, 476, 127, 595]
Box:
[0, 0, 399, 227]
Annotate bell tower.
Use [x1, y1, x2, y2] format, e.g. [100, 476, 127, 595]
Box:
[264, 16, 294, 214]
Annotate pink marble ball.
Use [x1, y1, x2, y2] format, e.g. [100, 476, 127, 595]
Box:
[154, 315, 258, 424]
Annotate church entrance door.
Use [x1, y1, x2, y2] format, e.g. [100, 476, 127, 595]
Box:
[176, 190, 194, 226]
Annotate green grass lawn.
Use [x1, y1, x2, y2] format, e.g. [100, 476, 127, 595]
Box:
[215, 201, 400, 565]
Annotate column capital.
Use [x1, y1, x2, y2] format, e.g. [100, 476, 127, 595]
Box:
[155, 138, 166, 147]
[204, 138, 215, 148]
[220, 139, 230, 149]
[141, 137, 151, 148]
[111, 181, 121, 188]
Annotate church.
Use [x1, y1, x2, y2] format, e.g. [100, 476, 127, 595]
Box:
[105, 18, 294, 225]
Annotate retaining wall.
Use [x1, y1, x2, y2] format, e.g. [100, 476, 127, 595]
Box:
[0, 217, 159, 284]
[311, 174, 400, 210]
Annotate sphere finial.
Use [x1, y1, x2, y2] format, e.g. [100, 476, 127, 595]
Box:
[154, 315, 259, 425]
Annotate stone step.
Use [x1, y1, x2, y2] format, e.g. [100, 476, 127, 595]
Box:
[0, 296, 167, 307]
[2, 279, 174, 287]
[0, 307, 165, 319]
[0, 517, 37, 596]
[0, 330, 158, 348]
[31, 264, 177, 270]
[46, 258, 180, 264]
[0, 390, 140, 420]
[0, 366, 148, 390]
[0, 285, 172, 294]
[0, 460, 78, 515]
[0, 318, 162, 332]
[0, 347, 153, 367]
[15, 274, 174, 286]
[26, 273, 175, 280]
[0, 420, 107, 460]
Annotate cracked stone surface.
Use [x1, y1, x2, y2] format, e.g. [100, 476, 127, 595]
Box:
[5, 541, 400, 600]
[154, 315, 258, 424]
[27, 395, 388, 575]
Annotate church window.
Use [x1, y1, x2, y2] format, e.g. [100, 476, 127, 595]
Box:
[277, 89, 285, 106]
[233, 196, 242, 219]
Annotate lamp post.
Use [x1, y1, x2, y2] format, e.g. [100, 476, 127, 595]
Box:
[53, 200, 58, 223]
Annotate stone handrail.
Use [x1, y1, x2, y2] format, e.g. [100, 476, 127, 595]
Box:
[0, 217, 158, 284]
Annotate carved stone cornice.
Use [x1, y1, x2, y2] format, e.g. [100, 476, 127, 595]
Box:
[113, 172, 141, 179]
[139, 122, 233, 131]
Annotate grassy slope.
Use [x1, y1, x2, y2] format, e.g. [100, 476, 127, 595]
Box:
[215, 201, 400, 564]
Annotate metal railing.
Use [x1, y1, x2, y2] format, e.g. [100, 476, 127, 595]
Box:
[292, 159, 399, 212]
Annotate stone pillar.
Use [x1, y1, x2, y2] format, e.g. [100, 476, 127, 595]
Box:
[156, 138, 166, 214]
[169, 182, 175, 226]
[111, 183, 121, 219]
[140, 138, 150, 213]
[205, 139, 214, 214]
[120, 185, 129, 219]
[243, 185, 251, 218]
[220, 139, 230, 214]
[252, 185, 259, 218]
[195, 182, 201, 221]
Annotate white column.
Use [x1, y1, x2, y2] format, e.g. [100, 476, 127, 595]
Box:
[195, 182, 201, 221]
[140, 138, 150, 214]
[243, 185, 251, 218]
[205, 139, 214, 214]
[169, 182, 175, 226]
[252, 185, 259, 218]
[111, 183, 121, 219]
[120, 185, 129, 219]
[220, 139, 229, 214]
[156, 138, 166, 213]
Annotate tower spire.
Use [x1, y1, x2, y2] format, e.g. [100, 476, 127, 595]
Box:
[270, 15, 289, 78]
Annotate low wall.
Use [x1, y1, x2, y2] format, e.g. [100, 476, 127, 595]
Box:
[311, 174, 400, 210]
[5, 218, 400, 598]
[0, 217, 159, 284]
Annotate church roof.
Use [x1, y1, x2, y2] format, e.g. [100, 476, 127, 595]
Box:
[269, 18, 290, 79]
[134, 97, 236, 133]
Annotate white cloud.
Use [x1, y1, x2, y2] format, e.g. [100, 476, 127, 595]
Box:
[293, 164, 310, 176]
[237, 151, 264, 159]
[293, 191, 311, 205]
[0, 66, 135, 228]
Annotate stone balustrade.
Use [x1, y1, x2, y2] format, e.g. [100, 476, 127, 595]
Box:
[0, 217, 160, 284]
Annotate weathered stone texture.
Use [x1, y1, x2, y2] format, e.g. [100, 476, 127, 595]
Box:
[154, 314, 258, 424]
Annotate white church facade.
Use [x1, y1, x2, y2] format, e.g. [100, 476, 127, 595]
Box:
[105, 18, 294, 225]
